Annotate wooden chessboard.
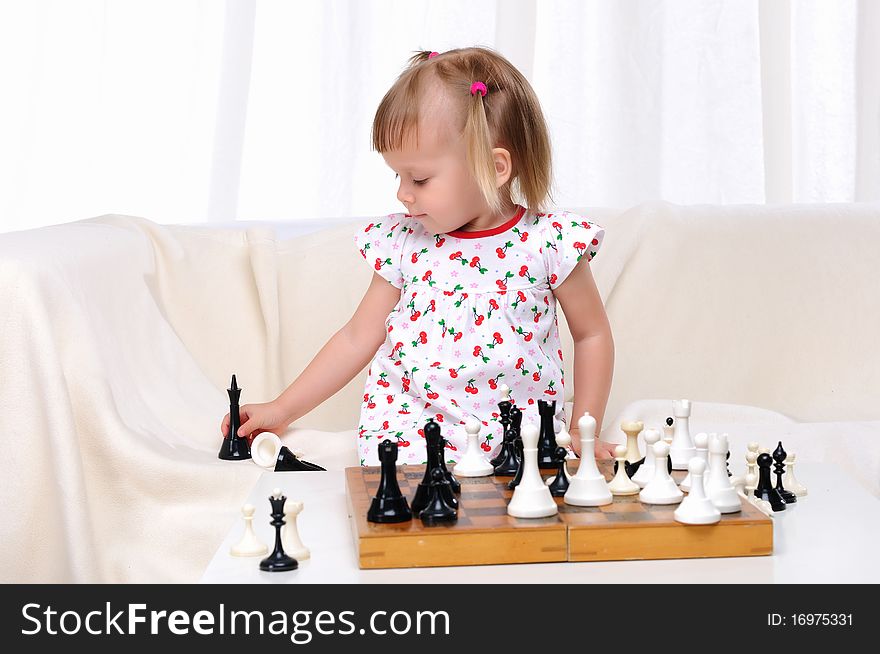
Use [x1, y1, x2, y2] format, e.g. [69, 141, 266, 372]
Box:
[345, 462, 773, 569]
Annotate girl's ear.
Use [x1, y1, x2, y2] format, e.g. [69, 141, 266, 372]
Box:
[492, 147, 513, 188]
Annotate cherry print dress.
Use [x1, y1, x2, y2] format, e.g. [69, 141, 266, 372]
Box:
[353, 204, 604, 466]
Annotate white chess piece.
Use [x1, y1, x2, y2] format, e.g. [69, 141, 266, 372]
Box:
[674, 459, 721, 525]
[563, 413, 613, 506]
[680, 432, 710, 492]
[620, 420, 643, 463]
[454, 417, 494, 477]
[631, 428, 662, 488]
[784, 454, 808, 496]
[639, 442, 684, 505]
[704, 434, 742, 513]
[229, 504, 268, 557]
[608, 445, 640, 496]
[662, 420, 674, 446]
[499, 383, 511, 401]
[746, 442, 759, 479]
[508, 423, 559, 518]
[281, 500, 310, 560]
[251, 432, 283, 468]
[669, 399, 696, 470]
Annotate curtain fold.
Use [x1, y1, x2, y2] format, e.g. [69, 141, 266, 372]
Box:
[1, 0, 876, 233]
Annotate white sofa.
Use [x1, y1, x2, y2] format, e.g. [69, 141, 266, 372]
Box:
[1, 200, 878, 582]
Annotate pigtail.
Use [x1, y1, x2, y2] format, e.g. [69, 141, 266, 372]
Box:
[464, 83, 503, 216]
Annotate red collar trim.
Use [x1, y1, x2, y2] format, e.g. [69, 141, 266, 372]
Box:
[446, 205, 526, 239]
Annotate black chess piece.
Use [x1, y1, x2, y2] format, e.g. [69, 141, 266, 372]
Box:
[666, 416, 674, 428]
[274, 446, 326, 472]
[367, 440, 413, 523]
[547, 446, 570, 497]
[507, 437, 526, 490]
[614, 457, 643, 479]
[412, 420, 459, 513]
[259, 490, 298, 571]
[536, 399, 558, 469]
[218, 374, 252, 460]
[726, 450, 732, 477]
[419, 468, 458, 525]
[423, 420, 460, 493]
[754, 452, 786, 511]
[494, 406, 522, 475]
[773, 441, 797, 504]
[490, 398, 513, 467]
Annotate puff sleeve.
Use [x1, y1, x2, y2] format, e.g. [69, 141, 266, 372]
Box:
[353, 214, 409, 289]
[543, 211, 605, 290]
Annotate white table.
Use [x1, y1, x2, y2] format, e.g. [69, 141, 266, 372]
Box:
[200, 463, 880, 583]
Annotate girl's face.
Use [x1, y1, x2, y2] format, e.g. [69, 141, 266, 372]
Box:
[382, 121, 510, 235]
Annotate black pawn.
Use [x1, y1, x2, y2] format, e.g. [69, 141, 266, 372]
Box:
[419, 468, 458, 525]
[275, 446, 326, 472]
[367, 440, 412, 523]
[754, 452, 786, 512]
[218, 374, 252, 460]
[536, 399, 558, 469]
[259, 491, 298, 572]
[507, 437, 526, 490]
[547, 446, 570, 497]
[490, 398, 513, 466]
[614, 457, 644, 479]
[412, 420, 458, 513]
[494, 406, 522, 475]
[666, 416, 674, 427]
[773, 441, 797, 504]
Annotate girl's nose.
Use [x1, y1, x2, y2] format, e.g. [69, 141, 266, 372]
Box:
[397, 184, 414, 205]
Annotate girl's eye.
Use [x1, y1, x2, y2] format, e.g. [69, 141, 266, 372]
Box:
[413, 179, 428, 186]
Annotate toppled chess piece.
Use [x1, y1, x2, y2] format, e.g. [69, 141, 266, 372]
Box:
[367, 440, 412, 523]
[218, 375, 252, 461]
[251, 432, 326, 471]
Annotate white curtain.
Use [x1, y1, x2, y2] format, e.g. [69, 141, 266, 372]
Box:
[1, 0, 877, 233]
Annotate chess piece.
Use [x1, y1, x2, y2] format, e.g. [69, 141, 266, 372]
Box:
[251, 432, 326, 471]
[508, 423, 559, 518]
[419, 468, 458, 525]
[680, 432, 710, 492]
[546, 446, 571, 497]
[564, 413, 613, 506]
[259, 488, 298, 571]
[494, 406, 522, 476]
[783, 453, 808, 496]
[218, 375, 252, 460]
[631, 428, 662, 488]
[662, 417, 674, 445]
[229, 504, 268, 557]
[669, 399, 695, 470]
[704, 433, 741, 513]
[507, 437, 525, 490]
[754, 453, 786, 511]
[453, 417, 494, 477]
[639, 442, 684, 505]
[746, 450, 759, 486]
[608, 445, 640, 496]
[674, 458, 721, 525]
[773, 441, 797, 503]
[536, 399, 559, 469]
[490, 384, 513, 466]
[555, 417, 573, 451]
[282, 500, 310, 560]
[367, 440, 413, 523]
[620, 420, 644, 463]
[412, 421, 458, 513]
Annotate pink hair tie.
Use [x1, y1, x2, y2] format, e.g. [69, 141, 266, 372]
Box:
[428, 51, 439, 59]
[470, 81, 488, 97]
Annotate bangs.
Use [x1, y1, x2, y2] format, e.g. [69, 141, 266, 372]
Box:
[372, 76, 423, 153]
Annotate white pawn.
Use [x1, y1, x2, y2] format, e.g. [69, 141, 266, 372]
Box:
[704, 434, 741, 513]
[564, 413, 613, 506]
[669, 399, 696, 470]
[454, 417, 494, 477]
[746, 442, 759, 477]
[608, 445, 640, 496]
[674, 459, 721, 524]
[639, 442, 684, 505]
[282, 500, 310, 560]
[631, 428, 662, 488]
[784, 453, 808, 496]
[230, 504, 268, 557]
[499, 383, 511, 401]
[680, 432, 710, 492]
[662, 420, 674, 446]
[620, 420, 643, 463]
[508, 423, 558, 518]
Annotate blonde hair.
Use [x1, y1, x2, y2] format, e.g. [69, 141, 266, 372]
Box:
[372, 46, 553, 215]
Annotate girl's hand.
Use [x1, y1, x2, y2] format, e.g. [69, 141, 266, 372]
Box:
[568, 430, 617, 460]
[220, 400, 291, 441]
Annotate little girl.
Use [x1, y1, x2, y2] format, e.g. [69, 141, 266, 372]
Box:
[222, 47, 616, 466]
